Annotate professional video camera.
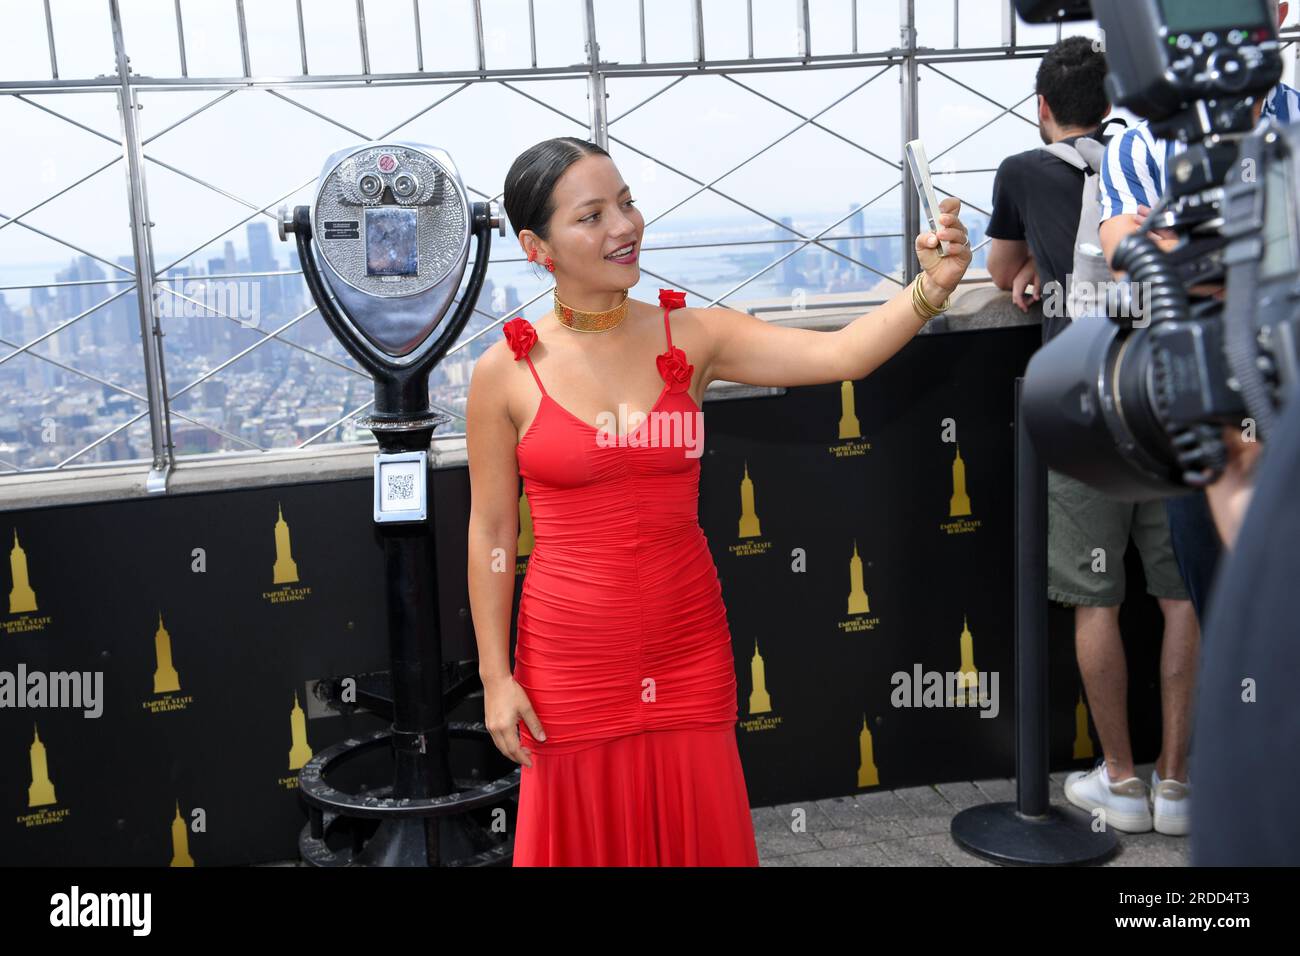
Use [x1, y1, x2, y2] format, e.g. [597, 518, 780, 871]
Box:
[1017, 0, 1299, 500]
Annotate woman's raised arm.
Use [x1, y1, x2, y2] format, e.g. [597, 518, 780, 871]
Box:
[701, 198, 972, 389]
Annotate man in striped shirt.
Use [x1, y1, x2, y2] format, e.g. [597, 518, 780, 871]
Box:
[1098, 4, 1298, 259]
[1097, 82, 1300, 243]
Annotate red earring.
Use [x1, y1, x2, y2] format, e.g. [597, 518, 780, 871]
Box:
[544, 256, 555, 273]
[526, 249, 537, 262]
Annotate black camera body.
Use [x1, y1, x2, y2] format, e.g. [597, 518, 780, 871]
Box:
[1019, 0, 1300, 499]
[1100, 1, 1280, 133]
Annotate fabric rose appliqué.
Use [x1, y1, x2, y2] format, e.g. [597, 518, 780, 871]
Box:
[503, 316, 537, 360]
[658, 289, 687, 311]
[656, 345, 694, 394]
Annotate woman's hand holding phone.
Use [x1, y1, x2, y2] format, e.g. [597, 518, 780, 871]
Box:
[915, 197, 972, 299]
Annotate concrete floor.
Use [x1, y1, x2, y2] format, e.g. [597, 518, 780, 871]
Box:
[754, 762, 1190, 867]
[256, 761, 1191, 867]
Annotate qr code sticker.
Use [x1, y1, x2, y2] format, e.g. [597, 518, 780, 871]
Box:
[386, 472, 416, 502]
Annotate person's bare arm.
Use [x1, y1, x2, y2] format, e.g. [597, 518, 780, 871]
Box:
[465, 343, 546, 766]
[987, 237, 1030, 290]
[465, 342, 524, 683]
[702, 199, 972, 387]
[1204, 425, 1265, 550]
[1009, 256, 1040, 314]
[1101, 204, 1178, 274]
[1100, 213, 1143, 272]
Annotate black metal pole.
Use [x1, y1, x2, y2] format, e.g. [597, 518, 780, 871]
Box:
[1016, 375, 1050, 818]
[351, 428, 453, 866]
[950, 375, 1118, 865]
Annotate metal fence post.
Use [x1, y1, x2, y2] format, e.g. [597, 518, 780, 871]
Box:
[110, 0, 175, 492]
[584, 0, 608, 149]
[900, 0, 920, 283]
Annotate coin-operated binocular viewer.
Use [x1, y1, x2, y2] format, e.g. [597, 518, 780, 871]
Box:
[279, 143, 516, 866]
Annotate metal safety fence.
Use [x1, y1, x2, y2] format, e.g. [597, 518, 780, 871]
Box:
[0, 0, 1280, 488]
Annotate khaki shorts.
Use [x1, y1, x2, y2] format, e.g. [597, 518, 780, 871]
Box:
[1047, 468, 1189, 607]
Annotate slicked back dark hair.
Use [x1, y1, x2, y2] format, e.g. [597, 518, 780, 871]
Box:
[1035, 36, 1109, 129]
[503, 136, 610, 244]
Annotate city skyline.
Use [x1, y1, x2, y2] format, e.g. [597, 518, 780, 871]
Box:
[0, 0, 1055, 473]
[0, 203, 990, 471]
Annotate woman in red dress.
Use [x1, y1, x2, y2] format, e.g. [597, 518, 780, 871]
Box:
[466, 136, 972, 866]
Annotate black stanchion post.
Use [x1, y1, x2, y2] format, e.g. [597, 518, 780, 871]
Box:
[949, 376, 1118, 864]
[1017, 373, 1049, 820]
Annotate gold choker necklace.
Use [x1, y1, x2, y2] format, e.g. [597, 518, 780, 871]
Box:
[553, 289, 629, 332]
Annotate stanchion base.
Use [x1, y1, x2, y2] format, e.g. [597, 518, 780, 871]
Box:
[951, 801, 1119, 866]
[300, 803, 515, 868]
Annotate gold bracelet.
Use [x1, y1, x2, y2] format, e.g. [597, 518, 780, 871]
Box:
[920, 273, 952, 313]
[911, 273, 951, 322]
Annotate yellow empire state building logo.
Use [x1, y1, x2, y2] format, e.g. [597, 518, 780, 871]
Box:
[838, 381, 860, 439]
[28, 724, 56, 807]
[857, 715, 879, 788]
[949, 444, 972, 517]
[153, 612, 180, 694]
[738, 460, 761, 538]
[517, 489, 534, 558]
[1074, 690, 1096, 759]
[170, 801, 195, 867]
[847, 539, 870, 614]
[272, 503, 299, 584]
[288, 690, 313, 770]
[9, 529, 38, 614]
[954, 615, 978, 703]
[748, 640, 771, 714]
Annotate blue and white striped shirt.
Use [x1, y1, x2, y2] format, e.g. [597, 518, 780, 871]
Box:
[1098, 81, 1300, 221]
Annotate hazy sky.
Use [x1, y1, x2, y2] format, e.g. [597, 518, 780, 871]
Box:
[1, 0, 1296, 282]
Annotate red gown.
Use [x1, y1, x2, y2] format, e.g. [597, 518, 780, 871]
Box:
[503, 288, 759, 866]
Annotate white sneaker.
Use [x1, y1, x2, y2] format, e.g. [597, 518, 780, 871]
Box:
[1151, 769, 1191, 836]
[1065, 761, 1153, 832]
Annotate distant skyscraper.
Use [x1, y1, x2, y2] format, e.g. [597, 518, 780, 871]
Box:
[0, 292, 18, 342]
[776, 216, 801, 290]
[110, 254, 137, 348]
[246, 221, 274, 270]
[165, 266, 204, 353]
[847, 204, 866, 270]
[246, 221, 282, 318]
[54, 256, 110, 350]
[282, 249, 303, 317]
[201, 259, 234, 355]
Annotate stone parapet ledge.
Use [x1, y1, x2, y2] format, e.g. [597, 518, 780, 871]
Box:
[744, 279, 1038, 335]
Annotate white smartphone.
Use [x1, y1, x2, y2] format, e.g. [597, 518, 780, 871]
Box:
[904, 139, 948, 256]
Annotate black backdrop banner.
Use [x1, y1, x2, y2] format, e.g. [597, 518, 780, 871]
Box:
[1, 324, 1164, 865]
[696, 325, 1161, 805]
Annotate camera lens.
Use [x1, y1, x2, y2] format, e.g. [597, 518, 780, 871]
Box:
[1023, 316, 1182, 499]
